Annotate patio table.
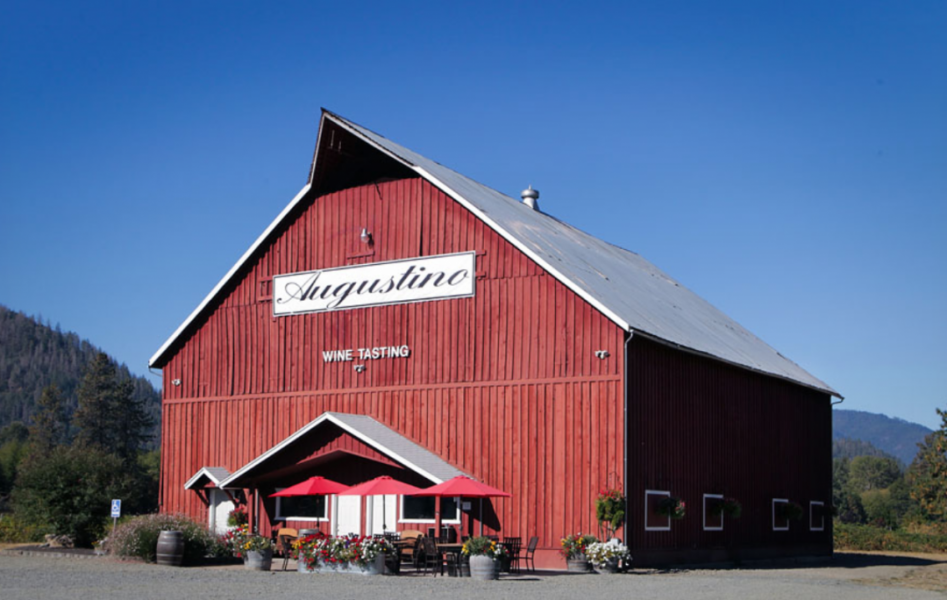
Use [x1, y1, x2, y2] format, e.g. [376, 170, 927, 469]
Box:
[436, 543, 467, 577]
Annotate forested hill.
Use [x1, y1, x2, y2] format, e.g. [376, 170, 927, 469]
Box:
[0, 305, 160, 441]
[833, 409, 933, 466]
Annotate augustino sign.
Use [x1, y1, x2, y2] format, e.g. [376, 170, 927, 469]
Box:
[273, 252, 475, 316]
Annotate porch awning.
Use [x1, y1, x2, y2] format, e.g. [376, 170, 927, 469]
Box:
[218, 411, 468, 490]
[184, 466, 232, 490]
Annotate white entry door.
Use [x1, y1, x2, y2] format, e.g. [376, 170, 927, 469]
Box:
[208, 490, 234, 534]
[335, 495, 361, 537]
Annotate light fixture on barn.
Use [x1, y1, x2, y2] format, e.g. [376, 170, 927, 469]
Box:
[172, 378, 182, 386]
[354, 364, 366, 373]
[360, 227, 373, 245]
[594, 350, 610, 360]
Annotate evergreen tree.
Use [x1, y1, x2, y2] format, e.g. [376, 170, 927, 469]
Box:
[29, 384, 70, 453]
[73, 353, 154, 463]
[907, 408, 947, 521]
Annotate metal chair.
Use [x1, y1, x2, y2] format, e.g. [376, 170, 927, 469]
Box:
[524, 536, 539, 573]
[420, 536, 446, 576]
[276, 528, 298, 571]
[503, 537, 522, 573]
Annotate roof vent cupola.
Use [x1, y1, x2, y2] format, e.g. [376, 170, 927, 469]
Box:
[521, 186, 540, 211]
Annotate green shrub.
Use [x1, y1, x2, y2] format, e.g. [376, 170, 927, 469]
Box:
[108, 513, 224, 564]
[834, 522, 947, 553]
[12, 445, 130, 547]
[0, 512, 49, 543]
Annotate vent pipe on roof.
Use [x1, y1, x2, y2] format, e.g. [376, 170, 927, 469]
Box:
[521, 186, 540, 211]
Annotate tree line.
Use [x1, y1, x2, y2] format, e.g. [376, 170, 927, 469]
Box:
[0, 305, 160, 438]
[833, 409, 947, 530]
[0, 352, 158, 547]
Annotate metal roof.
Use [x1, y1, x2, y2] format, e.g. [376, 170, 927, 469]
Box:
[218, 412, 468, 489]
[183, 466, 231, 490]
[151, 110, 837, 398]
[326, 112, 838, 397]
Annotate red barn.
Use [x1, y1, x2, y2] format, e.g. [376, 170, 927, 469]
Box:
[150, 110, 839, 567]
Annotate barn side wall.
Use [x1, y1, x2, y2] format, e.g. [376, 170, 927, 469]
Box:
[159, 177, 626, 567]
[626, 336, 833, 565]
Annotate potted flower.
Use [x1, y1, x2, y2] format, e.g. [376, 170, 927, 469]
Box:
[709, 497, 742, 519]
[222, 524, 251, 559]
[585, 539, 631, 574]
[241, 533, 274, 571]
[462, 536, 508, 580]
[226, 505, 248, 528]
[595, 488, 626, 540]
[560, 533, 598, 572]
[352, 536, 390, 575]
[657, 496, 686, 520]
[294, 531, 327, 573]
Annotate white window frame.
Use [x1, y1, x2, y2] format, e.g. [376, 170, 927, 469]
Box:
[398, 495, 461, 525]
[810, 501, 825, 532]
[274, 489, 329, 522]
[772, 498, 789, 532]
[645, 490, 671, 532]
[703, 493, 724, 531]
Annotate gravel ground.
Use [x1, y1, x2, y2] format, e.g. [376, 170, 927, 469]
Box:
[1, 552, 945, 600]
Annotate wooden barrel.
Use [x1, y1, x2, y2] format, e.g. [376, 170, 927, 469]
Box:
[469, 555, 498, 580]
[156, 530, 184, 566]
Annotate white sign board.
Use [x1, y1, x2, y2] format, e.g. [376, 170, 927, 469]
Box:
[273, 252, 475, 316]
[111, 499, 121, 519]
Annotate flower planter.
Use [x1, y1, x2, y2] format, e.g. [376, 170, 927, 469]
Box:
[469, 555, 499, 580]
[354, 554, 386, 575]
[566, 554, 592, 573]
[593, 557, 620, 574]
[297, 559, 317, 573]
[244, 549, 273, 571]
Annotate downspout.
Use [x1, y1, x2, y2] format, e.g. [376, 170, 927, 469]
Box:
[623, 330, 634, 547]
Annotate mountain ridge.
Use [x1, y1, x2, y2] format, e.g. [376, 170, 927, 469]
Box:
[833, 408, 932, 466]
[0, 304, 161, 443]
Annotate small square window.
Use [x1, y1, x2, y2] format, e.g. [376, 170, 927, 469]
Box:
[645, 490, 671, 531]
[703, 494, 724, 531]
[772, 498, 789, 531]
[810, 501, 825, 532]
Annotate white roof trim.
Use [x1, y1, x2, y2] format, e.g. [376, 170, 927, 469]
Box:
[184, 467, 229, 490]
[149, 182, 312, 368]
[217, 412, 451, 489]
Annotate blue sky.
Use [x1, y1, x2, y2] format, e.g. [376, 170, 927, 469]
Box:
[1, 1, 944, 428]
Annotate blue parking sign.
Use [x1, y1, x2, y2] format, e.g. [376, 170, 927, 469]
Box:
[111, 499, 121, 519]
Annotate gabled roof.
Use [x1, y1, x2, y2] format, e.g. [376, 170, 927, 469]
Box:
[218, 412, 468, 489]
[184, 466, 231, 490]
[151, 110, 837, 398]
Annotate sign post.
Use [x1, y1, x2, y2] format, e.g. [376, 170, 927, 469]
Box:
[110, 499, 121, 538]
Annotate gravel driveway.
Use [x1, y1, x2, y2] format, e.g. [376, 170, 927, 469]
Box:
[1, 552, 945, 600]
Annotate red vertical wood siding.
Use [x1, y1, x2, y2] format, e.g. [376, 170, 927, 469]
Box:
[625, 336, 833, 565]
[159, 177, 625, 562]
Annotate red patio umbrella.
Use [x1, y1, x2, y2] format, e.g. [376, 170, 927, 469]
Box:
[413, 476, 512, 536]
[269, 476, 350, 497]
[339, 476, 424, 533]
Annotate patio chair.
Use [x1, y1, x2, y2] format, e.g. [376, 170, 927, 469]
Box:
[524, 536, 539, 573]
[503, 537, 522, 573]
[420, 536, 449, 576]
[276, 528, 298, 571]
[399, 530, 424, 570]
